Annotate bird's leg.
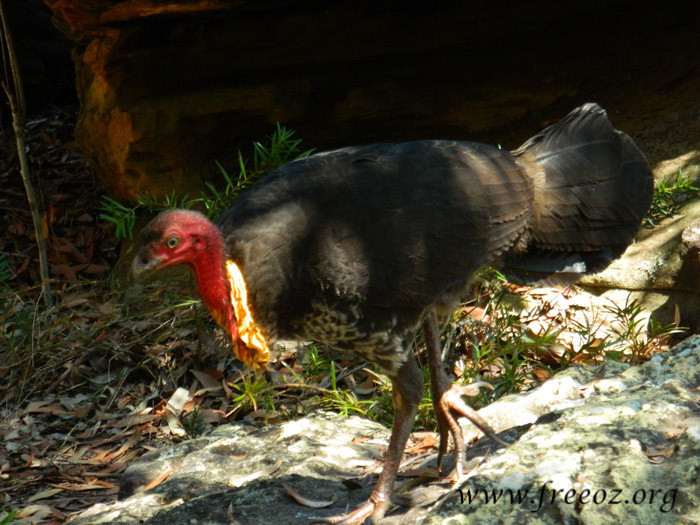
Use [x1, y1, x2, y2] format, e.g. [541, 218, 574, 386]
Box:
[314, 355, 422, 525]
[427, 337, 451, 474]
[422, 310, 507, 479]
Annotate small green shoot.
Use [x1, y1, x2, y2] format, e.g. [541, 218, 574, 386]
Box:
[320, 388, 374, 418]
[604, 296, 685, 363]
[99, 195, 138, 241]
[0, 252, 12, 281]
[182, 406, 207, 438]
[645, 169, 698, 227]
[0, 504, 20, 525]
[303, 345, 335, 381]
[227, 373, 275, 417]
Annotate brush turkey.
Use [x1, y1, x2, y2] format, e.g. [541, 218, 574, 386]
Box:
[131, 103, 653, 523]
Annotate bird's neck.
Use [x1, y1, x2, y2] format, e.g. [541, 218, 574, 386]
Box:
[189, 233, 269, 371]
[190, 238, 236, 333]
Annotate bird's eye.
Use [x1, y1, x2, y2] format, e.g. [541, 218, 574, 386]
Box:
[166, 236, 179, 249]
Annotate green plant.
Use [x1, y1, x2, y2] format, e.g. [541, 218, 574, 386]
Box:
[227, 373, 276, 417]
[604, 296, 685, 363]
[302, 345, 335, 381]
[99, 195, 139, 241]
[644, 169, 698, 227]
[451, 270, 561, 396]
[200, 124, 314, 218]
[99, 192, 195, 241]
[566, 308, 615, 363]
[182, 406, 207, 438]
[99, 125, 313, 242]
[320, 388, 375, 418]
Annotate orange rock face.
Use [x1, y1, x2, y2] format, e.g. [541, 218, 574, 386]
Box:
[44, 1, 698, 205]
[46, 1, 245, 200]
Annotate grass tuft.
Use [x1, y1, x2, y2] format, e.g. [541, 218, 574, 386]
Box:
[644, 169, 698, 227]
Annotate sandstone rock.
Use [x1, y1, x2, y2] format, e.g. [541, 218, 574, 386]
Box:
[43, 1, 699, 204]
[580, 198, 700, 329]
[66, 335, 700, 524]
[428, 335, 700, 524]
[682, 217, 700, 253]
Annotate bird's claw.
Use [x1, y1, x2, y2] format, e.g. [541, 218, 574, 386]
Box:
[434, 382, 508, 477]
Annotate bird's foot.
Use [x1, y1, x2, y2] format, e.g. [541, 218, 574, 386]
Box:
[434, 382, 508, 478]
[422, 312, 507, 479]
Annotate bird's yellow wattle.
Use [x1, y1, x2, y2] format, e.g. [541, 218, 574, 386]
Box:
[225, 260, 270, 369]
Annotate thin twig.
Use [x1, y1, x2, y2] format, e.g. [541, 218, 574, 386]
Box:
[0, 0, 52, 306]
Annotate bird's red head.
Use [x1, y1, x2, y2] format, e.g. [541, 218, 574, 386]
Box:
[131, 209, 248, 362]
[132, 210, 219, 272]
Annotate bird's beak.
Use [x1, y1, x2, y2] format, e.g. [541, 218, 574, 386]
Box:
[131, 252, 165, 282]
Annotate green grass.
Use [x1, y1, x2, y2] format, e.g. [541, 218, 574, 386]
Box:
[227, 373, 276, 417]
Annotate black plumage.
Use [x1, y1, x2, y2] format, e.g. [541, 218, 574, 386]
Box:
[218, 103, 651, 365]
[219, 139, 536, 368]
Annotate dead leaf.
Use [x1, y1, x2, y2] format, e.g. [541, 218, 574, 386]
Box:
[98, 432, 142, 463]
[354, 375, 376, 395]
[52, 237, 74, 253]
[110, 414, 156, 429]
[98, 302, 120, 315]
[165, 414, 186, 436]
[228, 458, 283, 488]
[345, 459, 377, 469]
[136, 467, 173, 493]
[191, 370, 222, 391]
[15, 504, 54, 520]
[111, 448, 142, 466]
[194, 408, 225, 424]
[25, 488, 64, 503]
[50, 264, 77, 281]
[674, 304, 681, 327]
[61, 295, 90, 308]
[24, 402, 70, 416]
[533, 369, 551, 381]
[83, 264, 110, 273]
[166, 387, 190, 416]
[48, 483, 114, 491]
[24, 400, 52, 412]
[282, 482, 337, 508]
[405, 433, 439, 454]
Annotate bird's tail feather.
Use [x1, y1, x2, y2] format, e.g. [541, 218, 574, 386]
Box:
[504, 103, 653, 285]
